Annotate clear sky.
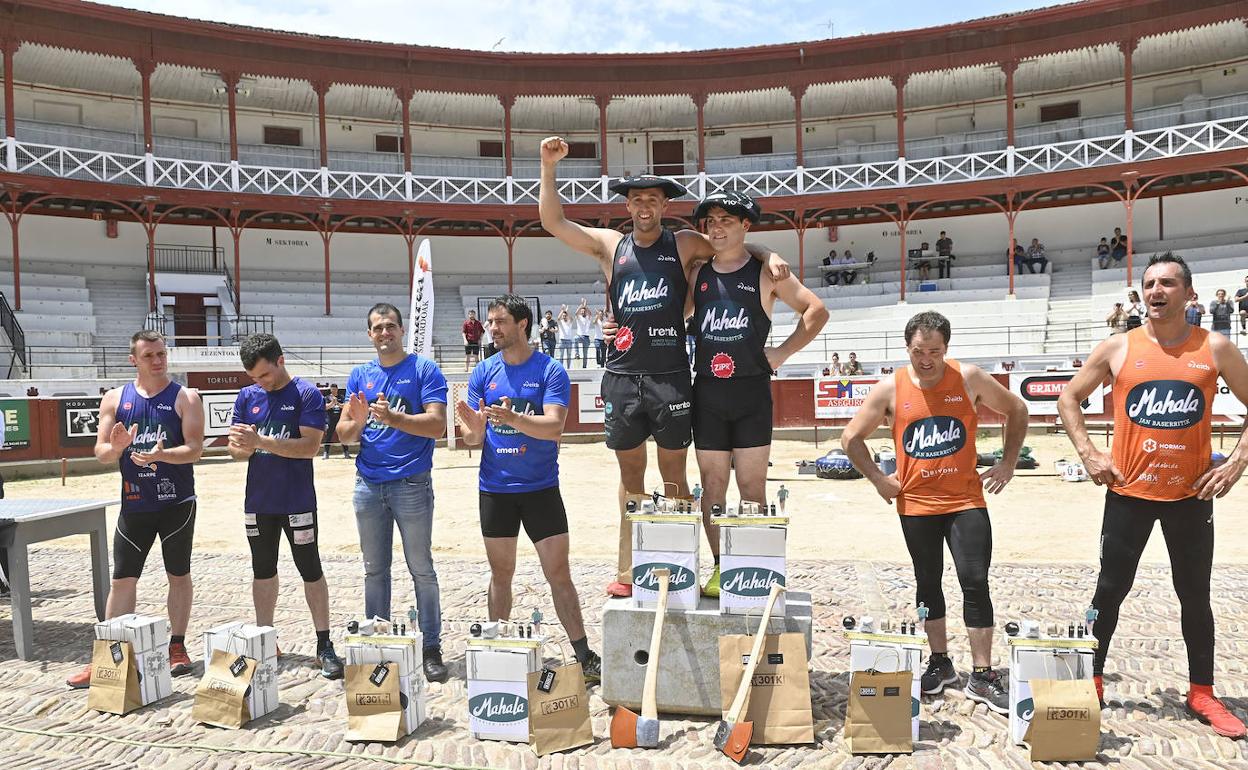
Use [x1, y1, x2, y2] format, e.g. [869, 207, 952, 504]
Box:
[96, 0, 1057, 53]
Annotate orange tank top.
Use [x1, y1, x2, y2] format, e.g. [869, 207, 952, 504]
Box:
[1111, 326, 1217, 501]
[891, 360, 986, 516]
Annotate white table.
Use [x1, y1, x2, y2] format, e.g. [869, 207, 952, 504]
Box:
[0, 498, 114, 660]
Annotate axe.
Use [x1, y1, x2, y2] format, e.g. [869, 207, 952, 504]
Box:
[713, 581, 785, 764]
[610, 567, 670, 748]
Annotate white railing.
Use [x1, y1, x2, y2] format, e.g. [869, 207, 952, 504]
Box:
[6, 114, 1246, 205]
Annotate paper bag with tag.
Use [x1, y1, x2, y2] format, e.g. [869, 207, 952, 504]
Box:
[527, 661, 593, 756]
[844, 667, 913, 755]
[192, 648, 257, 728]
[345, 662, 405, 742]
[1024, 677, 1100, 761]
[87, 639, 143, 715]
[718, 632, 814, 745]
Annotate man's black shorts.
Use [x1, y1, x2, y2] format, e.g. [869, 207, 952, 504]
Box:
[113, 499, 197, 579]
[693, 374, 773, 451]
[479, 486, 569, 543]
[600, 370, 693, 451]
[464, 343, 481, 356]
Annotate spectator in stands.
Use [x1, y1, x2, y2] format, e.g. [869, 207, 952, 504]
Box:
[1209, 289, 1234, 337]
[1106, 302, 1129, 334]
[829, 352, 844, 376]
[1009, 239, 1025, 275]
[1110, 227, 1127, 263]
[25, 386, 37, 397]
[322, 383, 351, 460]
[844, 352, 865, 376]
[462, 309, 484, 371]
[839, 249, 859, 285]
[1024, 238, 1048, 274]
[821, 366, 832, 377]
[592, 308, 606, 367]
[1096, 237, 1111, 269]
[822, 249, 838, 286]
[936, 231, 955, 279]
[556, 307, 574, 368]
[1125, 290, 1145, 330]
[539, 310, 557, 357]
[915, 241, 932, 281]
[1185, 293, 1205, 327]
[1235, 275, 1248, 332]
[574, 300, 592, 368]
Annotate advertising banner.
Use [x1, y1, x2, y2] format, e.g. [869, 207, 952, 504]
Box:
[813, 377, 879, 419]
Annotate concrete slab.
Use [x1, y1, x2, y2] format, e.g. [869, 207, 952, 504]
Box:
[600, 591, 813, 716]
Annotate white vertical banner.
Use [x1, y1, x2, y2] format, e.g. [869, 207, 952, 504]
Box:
[406, 239, 435, 359]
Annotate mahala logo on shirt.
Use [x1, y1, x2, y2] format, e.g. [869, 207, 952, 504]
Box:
[902, 416, 966, 459]
[1125, 380, 1204, 429]
[616, 274, 670, 313]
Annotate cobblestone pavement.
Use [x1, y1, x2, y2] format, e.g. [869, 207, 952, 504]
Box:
[2, 549, 1248, 769]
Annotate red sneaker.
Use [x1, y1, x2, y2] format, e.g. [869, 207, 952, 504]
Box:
[168, 641, 193, 676]
[606, 581, 632, 598]
[1093, 674, 1104, 705]
[66, 664, 92, 689]
[1187, 684, 1247, 739]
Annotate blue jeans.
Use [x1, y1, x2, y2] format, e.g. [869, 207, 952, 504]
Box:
[352, 470, 441, 648]
[558, 339, 573, 368]
[576, 335, 590, 367]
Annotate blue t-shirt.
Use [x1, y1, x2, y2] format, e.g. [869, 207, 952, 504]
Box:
[467, 351, 569, 494]
[347, 354, 448, 483]
[232, 377, 326, 514]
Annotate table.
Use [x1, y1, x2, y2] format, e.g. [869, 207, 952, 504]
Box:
[819, 261, 873, 283]
[0, 498, 114, 660]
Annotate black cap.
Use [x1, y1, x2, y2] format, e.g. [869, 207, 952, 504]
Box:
[608, 174, 687, 199]
[693, 191, 762, 224]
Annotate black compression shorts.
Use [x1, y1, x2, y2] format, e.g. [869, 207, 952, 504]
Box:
[693, 375, 773, 451]
[479, 486, 569, 543]
[600, 370, 692, 451]
[246, 511, 324, 582]
[112, 499, 197, 580]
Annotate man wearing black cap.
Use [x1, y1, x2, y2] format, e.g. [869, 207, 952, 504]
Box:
[689, 192, 827, 579]
[539, 136, 790, 598]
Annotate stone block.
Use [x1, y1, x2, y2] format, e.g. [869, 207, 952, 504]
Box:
[600, 591, 813, 716]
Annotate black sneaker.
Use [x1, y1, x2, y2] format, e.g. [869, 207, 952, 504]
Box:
[423, 646, 448, 684]
[580, 651, 602, 686]
[319, 646, 344, 680]
[921, 655, 958, 695]
[964, 669, 1009, 715]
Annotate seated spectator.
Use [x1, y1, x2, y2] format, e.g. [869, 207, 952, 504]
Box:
[1106, 302, 1128, 334]
[843, 352, 865, 376]
[1235, 274, 1248, 332]
[915, 242, 932, 281]
[1125, 290, 1145, 330]
[1110, 227, 1127, 262]
[1095, 237, 1111, 269]
[821, 367, 831, 377]
[880, 365, 895, 374]
[935, 231, 955, 278]
[829, 352, 844, 376]
[25, 386, 37, 397]
[1209, 289, 1234, 337]
[1009, 239, 1025, 274]
[832, 250, 858, 286]
[822, 249, 838, 286]
[1184, 294, 1205, 327]
[1023, 238, 1048, 274]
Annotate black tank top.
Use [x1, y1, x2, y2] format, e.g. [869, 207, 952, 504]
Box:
[607, 229, 688, 375]
[693, 258, 772, 379]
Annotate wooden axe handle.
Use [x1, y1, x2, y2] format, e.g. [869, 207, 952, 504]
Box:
[640, 569, 670, 721]
[725, 582, 784, 724]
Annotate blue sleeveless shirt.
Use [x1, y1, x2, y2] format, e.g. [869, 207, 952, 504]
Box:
[115, 381, 195, 513]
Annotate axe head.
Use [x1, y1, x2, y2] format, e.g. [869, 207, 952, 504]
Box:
[713, 719, 753, 764]
[610, 706, 639, 748]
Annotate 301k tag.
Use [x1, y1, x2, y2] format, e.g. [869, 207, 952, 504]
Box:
[110, 641, 124, 665]
[229, 655, 248, 677]
[537, 667, 557, 693]
[370, 663, 390, 687]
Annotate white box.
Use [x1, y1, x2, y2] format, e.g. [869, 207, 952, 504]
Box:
[1007, 638, 1096, 745]
[398, 673, 428, 735]
[847, 632, 925, 742]
[203, 621, 278, 664]
[466, 637, 544, 742]
[344, 634, 424, 680]
[134, 647, 173, 706]
[630, 512, 701, 611]
[717, 518, 788, 615]
[94, 614, 169, 655]
[245, 661, 280, 721]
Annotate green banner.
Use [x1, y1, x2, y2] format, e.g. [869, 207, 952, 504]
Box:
[0, 399, 32, 450]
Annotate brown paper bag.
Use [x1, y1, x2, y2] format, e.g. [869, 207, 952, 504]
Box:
[1025, 678, 1101, 761]
[844, 669, 913, 754]
[87, 639, 143, 715]
[344, 662, 405, 742]
[718, 632, 814, 745]
[527, 661, 593, 756]
[192, 648, 257, 728]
